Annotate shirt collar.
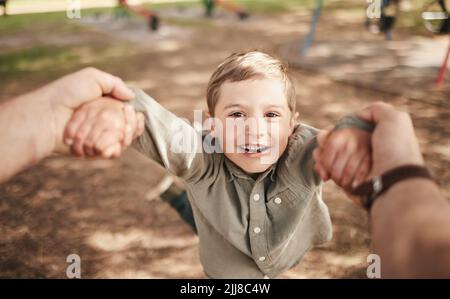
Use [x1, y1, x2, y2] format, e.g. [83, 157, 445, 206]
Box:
[224, 156, 277, 183]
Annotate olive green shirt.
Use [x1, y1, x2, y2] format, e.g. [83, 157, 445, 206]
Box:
[131, 88, 348, 278]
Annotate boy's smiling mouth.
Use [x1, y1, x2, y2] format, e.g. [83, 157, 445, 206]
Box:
[238, 144, 271, 154]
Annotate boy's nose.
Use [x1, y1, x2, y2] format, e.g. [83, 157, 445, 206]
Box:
[246, 118, 268, 141]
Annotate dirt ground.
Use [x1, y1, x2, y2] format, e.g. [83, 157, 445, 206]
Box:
[0, 6, 449, 278]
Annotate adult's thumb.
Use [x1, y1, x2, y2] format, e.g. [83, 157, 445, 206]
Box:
[356, 102, 394, 125]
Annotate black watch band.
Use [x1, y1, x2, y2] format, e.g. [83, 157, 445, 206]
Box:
[352, 165, 437, 210]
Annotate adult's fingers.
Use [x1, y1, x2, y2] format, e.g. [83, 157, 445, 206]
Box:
[341, 151, 366, 189]
[352, 157, 371, 189]
[329, 145, 352, 186]
[83, 68, 134, 102]
[53, 68, 135, 110]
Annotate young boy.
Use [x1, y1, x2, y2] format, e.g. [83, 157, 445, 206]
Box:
[64, 51, 372, 278]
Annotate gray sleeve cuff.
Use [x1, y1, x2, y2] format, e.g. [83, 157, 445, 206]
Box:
[333, 115, 374, 133]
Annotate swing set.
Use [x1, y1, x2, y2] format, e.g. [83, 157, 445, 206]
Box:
[202, 0, 250, 20]
[116, 0, 160, 31]
[115, 0, 249, 32]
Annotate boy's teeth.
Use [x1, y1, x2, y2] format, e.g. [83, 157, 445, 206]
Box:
[240, 145, 269, 153]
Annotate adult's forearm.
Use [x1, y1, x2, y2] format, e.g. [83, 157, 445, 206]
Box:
[0, 86, 64, 183]
[370, 178, 450, 278]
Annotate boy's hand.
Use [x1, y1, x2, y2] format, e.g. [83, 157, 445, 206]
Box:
[64, 97, 145, 159]
[313, 128, 372, 191]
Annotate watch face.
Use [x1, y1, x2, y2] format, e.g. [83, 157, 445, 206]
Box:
[373, 176, 383, 194]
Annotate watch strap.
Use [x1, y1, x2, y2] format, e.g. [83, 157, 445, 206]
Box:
[352, 165, 436, 210]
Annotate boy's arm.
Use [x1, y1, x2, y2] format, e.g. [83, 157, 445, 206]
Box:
[130, 88, 206, 181]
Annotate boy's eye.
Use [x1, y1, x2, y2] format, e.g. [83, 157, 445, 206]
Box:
[229, 112, 246, 118]
[265, 112, 280, 118]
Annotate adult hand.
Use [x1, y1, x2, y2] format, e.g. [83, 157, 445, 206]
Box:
[355, 102, 424, 177]
[40, 67, 136, 152]
[316, 102, 424, 180]
[0, 68, 140, 183]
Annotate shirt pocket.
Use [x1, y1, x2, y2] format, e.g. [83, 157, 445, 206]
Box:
[266, 186, 314, 217]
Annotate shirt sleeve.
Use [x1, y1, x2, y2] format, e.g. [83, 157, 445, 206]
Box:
[129, 88, 207, 181]
[288, 124, 322, 188]
[333, 115, 375, 133]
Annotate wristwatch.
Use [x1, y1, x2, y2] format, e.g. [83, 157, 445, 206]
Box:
[352, 165, 437, 210]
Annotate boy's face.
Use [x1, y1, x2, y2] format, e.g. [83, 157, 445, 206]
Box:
[212, 78, 295, 174]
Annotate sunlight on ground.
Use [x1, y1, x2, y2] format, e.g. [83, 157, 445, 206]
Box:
[86, 229, 198, 252]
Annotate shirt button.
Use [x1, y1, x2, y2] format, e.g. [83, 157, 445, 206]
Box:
[253, 227, 261, 234]
[274, 197, 282, 204]
[258, 256, 266, 262]
[253, 194, 260, 201]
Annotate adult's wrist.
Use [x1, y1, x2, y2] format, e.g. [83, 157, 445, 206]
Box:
[37, 83, 72, 154]
[353, 164, 437, 210]
[10, 86, 62, 161]
[370, 177, 442, 220]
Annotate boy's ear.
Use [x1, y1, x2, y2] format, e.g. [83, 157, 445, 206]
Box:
[290, 111, 299, 130]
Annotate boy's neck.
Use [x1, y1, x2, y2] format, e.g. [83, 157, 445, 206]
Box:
[247, 172, 261, 180]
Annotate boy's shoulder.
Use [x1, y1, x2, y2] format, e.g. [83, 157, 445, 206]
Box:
[287, 123, 319, 150]
[278, 123, 320, 186]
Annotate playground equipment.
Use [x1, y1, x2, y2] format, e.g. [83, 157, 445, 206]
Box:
[422, 0, 449, 88]
[300, 0, 398, 56]
[300, 0, 323, 56]
[364, 0, 449, 87]
[422, 0, 449, 34]
[435, 40, 450, 88]
[202, 0, 249, 20]
[117, 0, 160, 31]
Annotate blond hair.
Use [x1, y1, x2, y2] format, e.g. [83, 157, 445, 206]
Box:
[206, 51, 296, 116]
